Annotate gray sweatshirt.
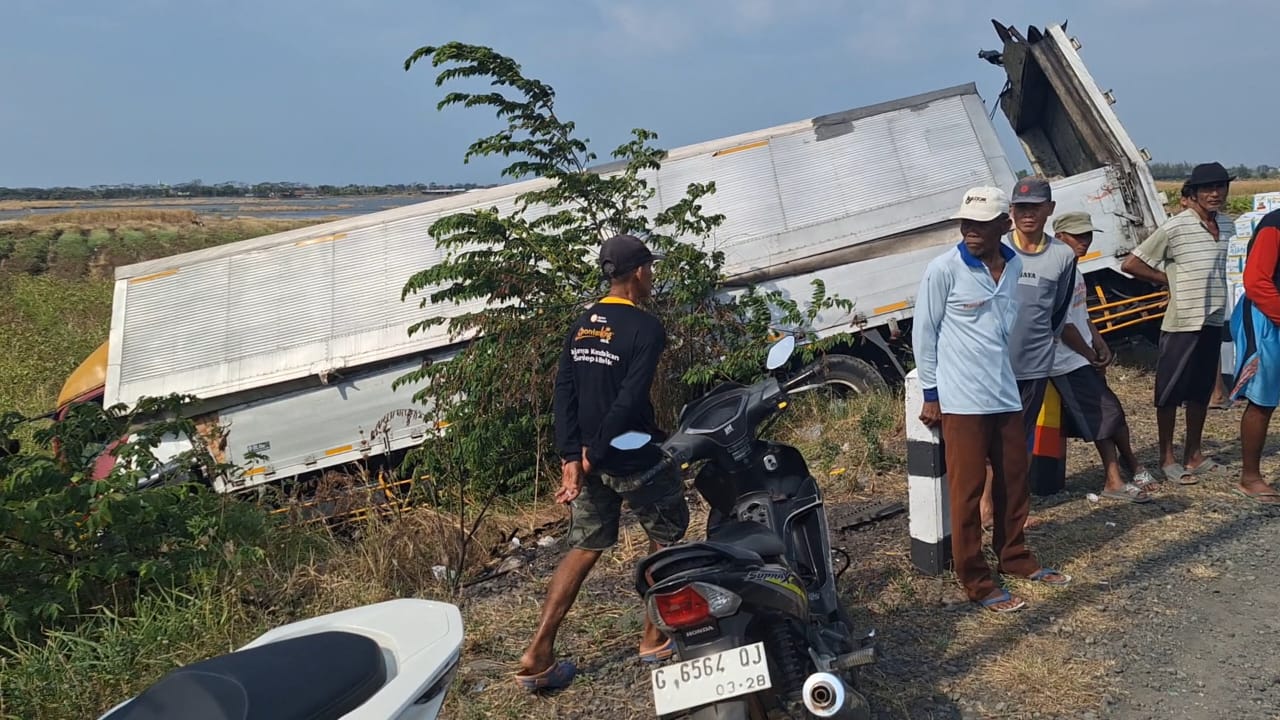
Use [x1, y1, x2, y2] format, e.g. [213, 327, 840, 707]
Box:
[1005, 234, 1078, 381]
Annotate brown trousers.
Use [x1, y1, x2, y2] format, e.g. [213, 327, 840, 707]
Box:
[942, 411, 1040, 601]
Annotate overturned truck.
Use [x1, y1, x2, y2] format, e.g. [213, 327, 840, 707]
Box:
[55, 19, 1170, 495]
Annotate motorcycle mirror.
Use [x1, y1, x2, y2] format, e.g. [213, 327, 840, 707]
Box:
[610, 431, 653, 451]
[765, 334, 797, 370]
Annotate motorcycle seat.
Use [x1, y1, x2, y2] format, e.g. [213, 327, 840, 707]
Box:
[708, 520, 786, 560]
[101, 630, 386, 720]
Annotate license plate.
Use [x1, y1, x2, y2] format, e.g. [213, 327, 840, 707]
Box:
[651, 641, 772, 715]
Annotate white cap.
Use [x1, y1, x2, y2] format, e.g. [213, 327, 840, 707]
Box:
[951, 186, 1010, 222]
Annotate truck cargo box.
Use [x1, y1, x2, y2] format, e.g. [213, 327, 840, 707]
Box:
[105, 83, 1017, 409]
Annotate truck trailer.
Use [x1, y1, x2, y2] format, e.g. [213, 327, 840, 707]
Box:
[55, 20, 1172, 495]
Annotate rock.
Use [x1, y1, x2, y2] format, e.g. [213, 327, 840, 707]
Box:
[496, 555, 524, 575]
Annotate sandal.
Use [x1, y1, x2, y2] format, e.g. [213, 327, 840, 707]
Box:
[978, 589, 1026, 613]
[1132, 469, 1159, 489]
[1162, 463, 1195, 485]
[1101, 483, 1151, 504]
[1231, 486, 1280, 505]
[1027, 567, 1072, 586]
[515, 659, 578, 692]
[1187, 457, 1224, 477]
[639, 637, 676, 663]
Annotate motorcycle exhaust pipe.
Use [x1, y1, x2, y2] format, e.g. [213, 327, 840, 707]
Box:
[802, 672, 845, 717]
[802, 672, 870, 719]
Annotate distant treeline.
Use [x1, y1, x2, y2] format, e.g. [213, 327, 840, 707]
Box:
[0, 181, 494, 201]
[1148, 163, 1279, 181]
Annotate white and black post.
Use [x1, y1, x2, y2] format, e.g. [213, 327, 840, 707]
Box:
[905, 369, 951, 576]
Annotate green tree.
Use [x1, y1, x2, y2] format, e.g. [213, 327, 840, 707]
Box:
[393, 43, 854, 514]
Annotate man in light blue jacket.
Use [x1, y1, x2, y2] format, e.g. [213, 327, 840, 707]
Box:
[912, 186, 1072, 613]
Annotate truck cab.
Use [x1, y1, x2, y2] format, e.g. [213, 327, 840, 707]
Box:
[55, 340, 194, 485]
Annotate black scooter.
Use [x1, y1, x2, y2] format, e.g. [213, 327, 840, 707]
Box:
[610, 335, 876, 720]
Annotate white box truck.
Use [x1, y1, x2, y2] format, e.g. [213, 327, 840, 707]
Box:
[53, 20, 1171, 494]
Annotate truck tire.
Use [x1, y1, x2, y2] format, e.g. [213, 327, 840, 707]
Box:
[816, 354, 889, 396]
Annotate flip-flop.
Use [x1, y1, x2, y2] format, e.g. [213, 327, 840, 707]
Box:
[1231, 486, 1280, 505]
[978, 589, 1026, 613]
[1027, 567, 1072, 586]
[1162, 463, 1195, 485]
[1187, 458, 1224, 476]
[1101, 484, 1151, 504]
[515, 659, 578, 692]
[639, 637, 676, 663]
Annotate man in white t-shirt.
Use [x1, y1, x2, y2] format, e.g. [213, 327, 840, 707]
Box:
[1048, 212, 1157, 502]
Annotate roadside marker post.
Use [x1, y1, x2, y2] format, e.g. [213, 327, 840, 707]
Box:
[1029, 381, 1067, 496]
[905, 370, 951, 576]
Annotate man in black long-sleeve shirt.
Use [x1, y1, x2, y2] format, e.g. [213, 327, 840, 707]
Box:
[516, 234, 690, 691]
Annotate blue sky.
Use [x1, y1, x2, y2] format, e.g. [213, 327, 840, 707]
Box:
[3, 0, 1276, 187]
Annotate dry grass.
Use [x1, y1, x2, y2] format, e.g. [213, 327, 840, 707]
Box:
[1155, 177, 1280, 215]
[1155, 178, 1280, 196]
[8, 342, 1272, 720]
[440, 347, 1277, 719]
[0, 208, 203, 227]
[0, 197, 360, 211]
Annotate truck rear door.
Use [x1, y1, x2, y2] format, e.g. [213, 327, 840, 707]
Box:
[984, 20, 1168, 257]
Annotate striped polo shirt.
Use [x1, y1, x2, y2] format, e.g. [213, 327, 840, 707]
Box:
[1131, 208, 1230, 332]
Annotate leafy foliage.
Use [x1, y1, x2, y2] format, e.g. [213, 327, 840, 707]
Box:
[393, 42, 858, 503]
[0, 396, 272, 642]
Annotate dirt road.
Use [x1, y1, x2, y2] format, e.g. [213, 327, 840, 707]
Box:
[445, 353, 1280, 720]
[1105, 506, 1280, 720]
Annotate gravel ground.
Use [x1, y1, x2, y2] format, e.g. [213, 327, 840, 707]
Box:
[1103, 503, 1280, 720]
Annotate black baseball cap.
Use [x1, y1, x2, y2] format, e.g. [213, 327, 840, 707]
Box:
[1011, 176, 1053, 204]
[599, 234, 664, 278]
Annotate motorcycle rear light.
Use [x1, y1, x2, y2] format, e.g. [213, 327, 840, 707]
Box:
[654, 586, 709, 630]
[651, 583, 741, 631]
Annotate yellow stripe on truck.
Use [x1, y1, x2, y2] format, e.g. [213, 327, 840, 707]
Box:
[128, 268, 179, 285]
[325, 444, 353, 456]
[713, 140, 769, 157]
[873, 300, 910, 315]
[294, 232, 348, 247]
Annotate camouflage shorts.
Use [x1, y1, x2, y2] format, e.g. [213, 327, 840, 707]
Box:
[566, 463, 690, 551]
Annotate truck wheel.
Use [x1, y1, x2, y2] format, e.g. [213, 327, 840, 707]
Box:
[817, 355, 889, 396]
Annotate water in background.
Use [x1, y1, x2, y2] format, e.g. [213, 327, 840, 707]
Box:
[0, 194, 445, 222]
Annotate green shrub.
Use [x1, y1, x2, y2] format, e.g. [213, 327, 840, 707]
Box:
[1227, 196, 1253, 216]
[8, 233, 51, 274]
[0, 396, 273, 642]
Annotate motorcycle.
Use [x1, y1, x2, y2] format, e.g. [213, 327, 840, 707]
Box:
[611, 335, 877, 720]
[97, 598, 464, 720]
